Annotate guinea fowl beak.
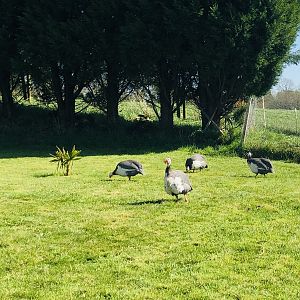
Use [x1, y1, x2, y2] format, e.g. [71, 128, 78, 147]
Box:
[163, 158, 171, 165]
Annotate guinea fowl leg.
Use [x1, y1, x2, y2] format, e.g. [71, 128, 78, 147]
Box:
[184, 194, 189, 203]
[128, 176, 131, 180]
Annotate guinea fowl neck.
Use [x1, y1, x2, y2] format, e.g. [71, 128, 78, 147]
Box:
[165, 165, 171, 176]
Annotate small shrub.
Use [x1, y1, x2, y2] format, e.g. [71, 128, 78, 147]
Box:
[50, 145, 81, 176]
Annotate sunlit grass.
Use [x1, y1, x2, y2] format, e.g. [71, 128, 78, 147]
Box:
[245, 108, 300, 162]
[0, 149, 300, 299]
[249, 108, 299, 145]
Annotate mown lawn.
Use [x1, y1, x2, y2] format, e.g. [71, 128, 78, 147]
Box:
[0, 149, 300, 299]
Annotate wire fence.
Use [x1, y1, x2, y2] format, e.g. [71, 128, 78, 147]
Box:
[242, 97, 300, 148]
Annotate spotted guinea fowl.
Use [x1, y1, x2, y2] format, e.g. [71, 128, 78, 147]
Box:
[109, 160, 144, 180]
[185, 154, 208, 172]
[246, 152, 274, 177]
[164, 157, 192, 202]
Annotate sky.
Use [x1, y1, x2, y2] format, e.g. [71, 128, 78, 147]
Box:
[273, 33, 300, 90]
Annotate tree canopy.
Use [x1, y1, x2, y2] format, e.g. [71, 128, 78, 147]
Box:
[189, 0, 300, 132]
[0, 0, 299, 136]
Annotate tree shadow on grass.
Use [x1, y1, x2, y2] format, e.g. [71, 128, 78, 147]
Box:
[0, 122, 198, 158]
[0, 102, 201, 158]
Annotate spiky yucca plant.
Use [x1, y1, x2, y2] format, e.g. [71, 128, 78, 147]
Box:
[50, 145, 81, 176]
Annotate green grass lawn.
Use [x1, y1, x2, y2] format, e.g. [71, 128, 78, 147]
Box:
[1, 149, 300, 299]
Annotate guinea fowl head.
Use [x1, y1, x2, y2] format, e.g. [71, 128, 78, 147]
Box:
[164, 157, 172, 167]
[108, 171, 113, 178]
[246, 152, 252, 159]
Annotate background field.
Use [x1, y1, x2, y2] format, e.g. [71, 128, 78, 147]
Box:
[247, 108, 299, 145]
[244, 108, 300, 162]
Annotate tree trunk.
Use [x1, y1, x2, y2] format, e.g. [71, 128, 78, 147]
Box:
[159, 82, 173, 129]
[21, 74, 30, 101]
[0, 69, 14, 118]
[51, 65, 76, 130]
[57, 95, 75, 131]
[176, 99, 180, 118]
[26, 74, 31, 102]
[201, 109, 221, 131]
[182, 99, 186, 119]
[64, 72, 76, 129]
[158, 61, 173, 129]
[106, 61, 120, 125]
[199, 88, 222, 136]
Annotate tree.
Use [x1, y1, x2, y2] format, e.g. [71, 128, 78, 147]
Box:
[276, 78, 295, 92]
[84, 0, 133, 125]
[286, 49, 300, 65]
[189, 0, 300, 134]
[0, 0, 24, 118]
[20, 0, 97, 130]
[123, 0, 196, 129]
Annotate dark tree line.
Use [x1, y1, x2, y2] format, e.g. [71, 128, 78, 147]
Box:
[0, 0, 299, 134]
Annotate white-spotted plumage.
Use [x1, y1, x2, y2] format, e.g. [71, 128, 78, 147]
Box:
[109, 160, 144, 180]
[164, 158, 192, 202]
[185, 154, 208, 172]
[246, 152, 274, 177]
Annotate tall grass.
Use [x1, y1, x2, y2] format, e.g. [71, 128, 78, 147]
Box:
[245, 108, 300, 162]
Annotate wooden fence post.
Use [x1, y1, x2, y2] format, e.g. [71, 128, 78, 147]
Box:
[295, 108, 298, 137]
[240, 97, 256, 146]
[262, 96, 267, 128]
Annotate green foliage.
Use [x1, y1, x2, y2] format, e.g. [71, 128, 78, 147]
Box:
[286, 49, 300, 65]
[191, 0, 300, 131]
[0, 0, 26, 117]
[50, 145, 81, 176]
[19, 0, 99, 128]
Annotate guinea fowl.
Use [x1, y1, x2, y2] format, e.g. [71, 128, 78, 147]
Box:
[109, 160, 144, 180]
[164, 158, 192, 202]
[246, 152, 274, 177]
[185, 154, 208, 172]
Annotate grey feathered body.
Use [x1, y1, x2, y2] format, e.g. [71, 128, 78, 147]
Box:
[247, 157, 273, 176]
[164, 167, 192, 196]
[185, 154, 208, 171]
[111, 160, 144, 178]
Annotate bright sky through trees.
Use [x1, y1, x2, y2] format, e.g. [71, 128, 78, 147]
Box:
[275, 33, 300, 89]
